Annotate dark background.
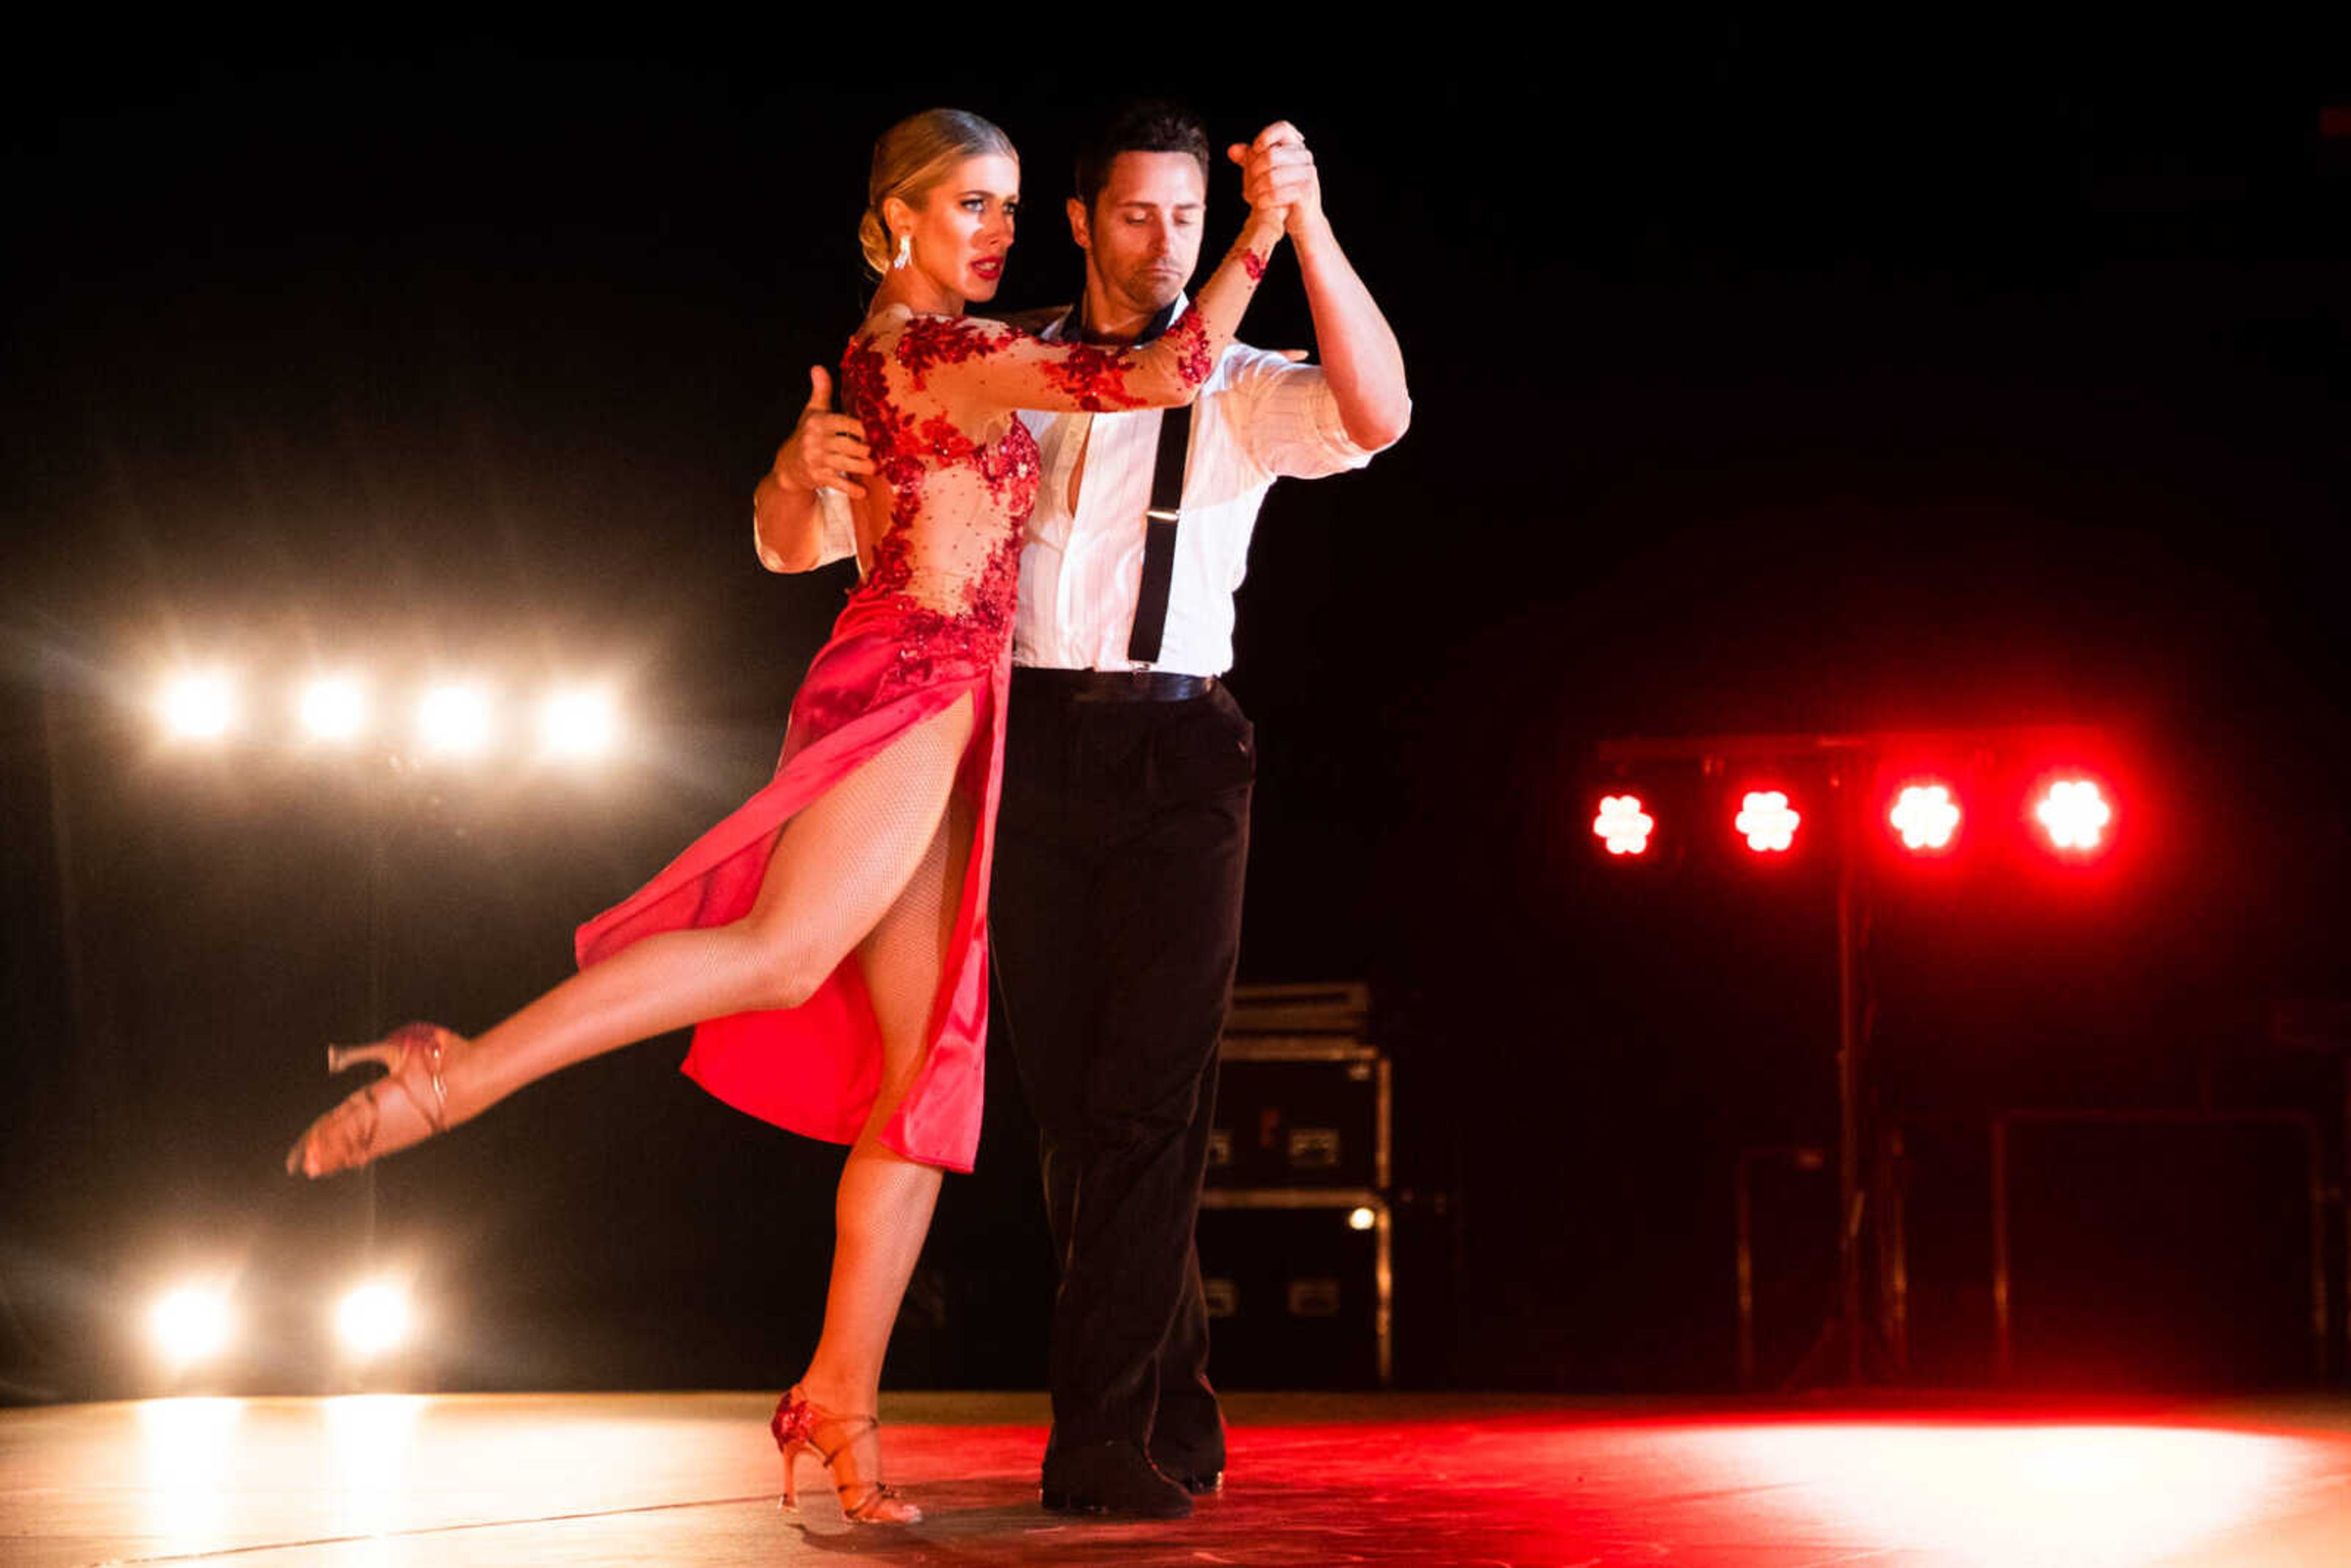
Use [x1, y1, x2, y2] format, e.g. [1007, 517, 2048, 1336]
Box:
[4, 21, 2347, 1401]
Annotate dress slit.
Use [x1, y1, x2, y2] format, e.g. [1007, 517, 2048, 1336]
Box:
[573, 599, 1008, 1174]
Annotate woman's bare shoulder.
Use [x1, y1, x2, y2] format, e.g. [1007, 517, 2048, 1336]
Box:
[867, 309, 1021, 342]
[851, 302, 913, 350]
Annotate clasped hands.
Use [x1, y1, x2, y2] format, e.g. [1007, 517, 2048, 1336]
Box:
[1227, 120, 1324, 241]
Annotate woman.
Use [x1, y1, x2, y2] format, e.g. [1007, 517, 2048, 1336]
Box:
[284, 108, 1286, 1524]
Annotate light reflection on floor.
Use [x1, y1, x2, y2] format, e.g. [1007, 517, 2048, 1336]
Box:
[135, 1395, 244, 1553]
[24, 1394, 2350, 1566]
[1662, 1420, 2318, 1565]
[324, 1394, 428, 1538]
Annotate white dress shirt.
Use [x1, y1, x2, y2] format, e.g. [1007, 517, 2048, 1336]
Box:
[786, 302, 1394, 675]
[1012, 302, 1392, 677]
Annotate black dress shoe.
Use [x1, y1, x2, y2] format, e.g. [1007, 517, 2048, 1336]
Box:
[1039, 1439, 1193, 1519]
[1148, 1437, 1225, 1496]
[1149, 1396, 1226, 1496]
[1160, 1466, 1221, 1496]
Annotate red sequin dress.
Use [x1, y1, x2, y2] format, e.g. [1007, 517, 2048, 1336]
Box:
[571, 321, 1046, 1173]
[571, 298, 1229, 1171]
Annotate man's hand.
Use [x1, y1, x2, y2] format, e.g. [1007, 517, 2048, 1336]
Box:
[1227, 122, 1323, 241]
[771, 367, 875, 500]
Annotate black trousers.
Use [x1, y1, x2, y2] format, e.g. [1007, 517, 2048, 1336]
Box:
[991, 673, 1253, 1468]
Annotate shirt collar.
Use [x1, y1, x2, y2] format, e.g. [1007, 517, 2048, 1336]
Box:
[1048, 291, 1190, 347]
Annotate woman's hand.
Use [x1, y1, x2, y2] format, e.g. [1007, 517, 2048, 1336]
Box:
[772, 367, 876, 500]
[1228, 122, 1313, 244]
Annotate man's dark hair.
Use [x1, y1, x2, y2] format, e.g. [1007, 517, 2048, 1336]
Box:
[1073, 101, 1212, 211]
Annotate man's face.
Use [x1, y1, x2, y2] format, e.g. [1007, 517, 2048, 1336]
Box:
[1070, 151, 1207, 321]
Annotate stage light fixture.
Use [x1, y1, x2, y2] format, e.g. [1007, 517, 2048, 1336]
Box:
[336, 1283, 413, 1358]
[418, 684, 493, 756]
[159, 670, 237, 741]
[299, 676, 369, 742]
[539, 688, 617, 760]
[150, 1286, 233, 1365]
[2035, 777, 2112, 852]
[1594, 793, 1655, 856]
[1735, 790, 1801, 853]
[1890, 784, 1961, 852]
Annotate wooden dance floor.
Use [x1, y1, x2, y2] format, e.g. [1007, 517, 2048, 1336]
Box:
[9, 1390, 2351, 1565]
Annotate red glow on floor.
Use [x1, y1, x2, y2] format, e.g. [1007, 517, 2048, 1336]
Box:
[17, 1394, 2349, 1566]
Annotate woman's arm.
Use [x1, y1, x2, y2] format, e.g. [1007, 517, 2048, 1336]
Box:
[874, 210, 1288, 416]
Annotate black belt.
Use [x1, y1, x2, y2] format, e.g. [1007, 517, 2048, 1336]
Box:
[1013, 667, 1216, 703]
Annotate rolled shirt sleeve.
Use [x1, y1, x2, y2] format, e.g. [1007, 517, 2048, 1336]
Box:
[752, 486, 858, 573]
[814, 487, 858, 567]
[1218, 345, 1406, 482]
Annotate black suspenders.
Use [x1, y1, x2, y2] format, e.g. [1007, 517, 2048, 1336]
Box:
[1056, 300, 1194, 667]
[1126, 400, 1191, 665]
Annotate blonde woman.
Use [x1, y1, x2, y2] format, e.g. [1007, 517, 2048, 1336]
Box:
[285, 107, 1286, 1523]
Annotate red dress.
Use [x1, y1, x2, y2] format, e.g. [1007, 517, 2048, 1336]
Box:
[571, 328, 1041, 1174]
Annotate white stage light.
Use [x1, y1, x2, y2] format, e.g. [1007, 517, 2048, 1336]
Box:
[150, 1286, 234, 1365]
[539, 688, 617, 760]
[418, 685, 493, 756]
[336, 1283, 413, 1357]
[159, 671, 238, 741]
[299, 677, 369, 742]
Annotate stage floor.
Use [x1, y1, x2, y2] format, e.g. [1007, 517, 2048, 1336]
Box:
[7, 1390, 2351, 1565]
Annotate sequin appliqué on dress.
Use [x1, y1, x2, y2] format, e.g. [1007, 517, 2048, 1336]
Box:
[838, 330, 1040, 698]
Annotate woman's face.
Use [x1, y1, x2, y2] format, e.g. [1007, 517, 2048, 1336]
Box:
[900, 152, 1020, 303]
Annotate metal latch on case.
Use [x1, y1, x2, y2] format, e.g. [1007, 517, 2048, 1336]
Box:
[1287, 1128, 1342, 1168]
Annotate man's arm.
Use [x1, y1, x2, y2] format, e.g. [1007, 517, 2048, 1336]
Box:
[753, 367, 872, 573]
[1234, 122, 1410, 452]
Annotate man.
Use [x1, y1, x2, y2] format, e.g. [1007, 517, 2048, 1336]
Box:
[757, 103, 1407, 1520]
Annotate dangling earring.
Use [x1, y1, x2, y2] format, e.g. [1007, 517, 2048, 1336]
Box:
[892, 232, 911, 271]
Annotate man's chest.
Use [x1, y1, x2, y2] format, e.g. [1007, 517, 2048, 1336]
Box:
[1022, 399, 1243, 544]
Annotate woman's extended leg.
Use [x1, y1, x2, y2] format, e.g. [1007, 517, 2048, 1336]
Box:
[288, 695, 978, 1175]
[776, 781, 976, 1519]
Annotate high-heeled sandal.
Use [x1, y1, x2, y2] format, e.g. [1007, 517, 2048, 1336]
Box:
[771, 1385, 921, 1525]
[283, 1022, 462, 1179]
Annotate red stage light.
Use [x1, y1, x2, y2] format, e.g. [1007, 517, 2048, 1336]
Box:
[1890, 784, 1961, 852]
[1735, 790, 1800, 853]
[1594, 794, 1655, 856]
[2034, 776, 2112, 853]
